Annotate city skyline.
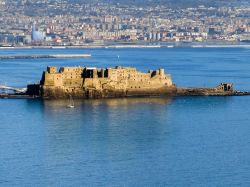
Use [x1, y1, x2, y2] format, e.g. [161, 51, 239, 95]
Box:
[0, 0, 249, 46]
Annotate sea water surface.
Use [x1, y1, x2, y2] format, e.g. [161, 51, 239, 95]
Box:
[1, 48, 250, 186]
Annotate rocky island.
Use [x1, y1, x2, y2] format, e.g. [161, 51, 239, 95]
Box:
[1, 65, 250, 99]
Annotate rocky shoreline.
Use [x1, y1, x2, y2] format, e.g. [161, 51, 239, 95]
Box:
[2, 85, 250, 99]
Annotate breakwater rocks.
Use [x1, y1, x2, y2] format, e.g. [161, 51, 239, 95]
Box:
[177, 83, 234, 96]
[176, 83, 250, 96]
[0, 54, 91, 60]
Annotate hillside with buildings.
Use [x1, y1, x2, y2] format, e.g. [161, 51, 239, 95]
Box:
[0, 0, 249, 46]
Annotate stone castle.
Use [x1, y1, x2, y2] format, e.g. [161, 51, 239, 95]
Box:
[27, 66, 177, 99]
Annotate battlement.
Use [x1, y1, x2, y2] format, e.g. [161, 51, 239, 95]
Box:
[47, 66, 57, 74]
[44, 66, 172, 80]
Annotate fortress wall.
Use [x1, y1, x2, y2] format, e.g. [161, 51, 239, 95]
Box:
[42, 86, 86, 99]
[63, 79, 83, 87]
[126, 85, 177, 96]
[83, 78, 103, 90]
[59, 67, 84, 73]
[40, 66, 176, 99]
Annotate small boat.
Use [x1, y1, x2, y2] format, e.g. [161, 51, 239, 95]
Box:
[67, 95, 74, 108]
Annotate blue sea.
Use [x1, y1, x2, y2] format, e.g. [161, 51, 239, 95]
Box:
[1, 48, 250, 186]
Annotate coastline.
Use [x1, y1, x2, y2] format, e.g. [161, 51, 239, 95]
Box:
[1, 43, 250, 49]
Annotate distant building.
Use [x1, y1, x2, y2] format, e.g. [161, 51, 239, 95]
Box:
[31, 24, 45, 41]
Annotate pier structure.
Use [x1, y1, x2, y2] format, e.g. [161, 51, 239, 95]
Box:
[0, 54, 91, 60]
[0, 85, 27, 93]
